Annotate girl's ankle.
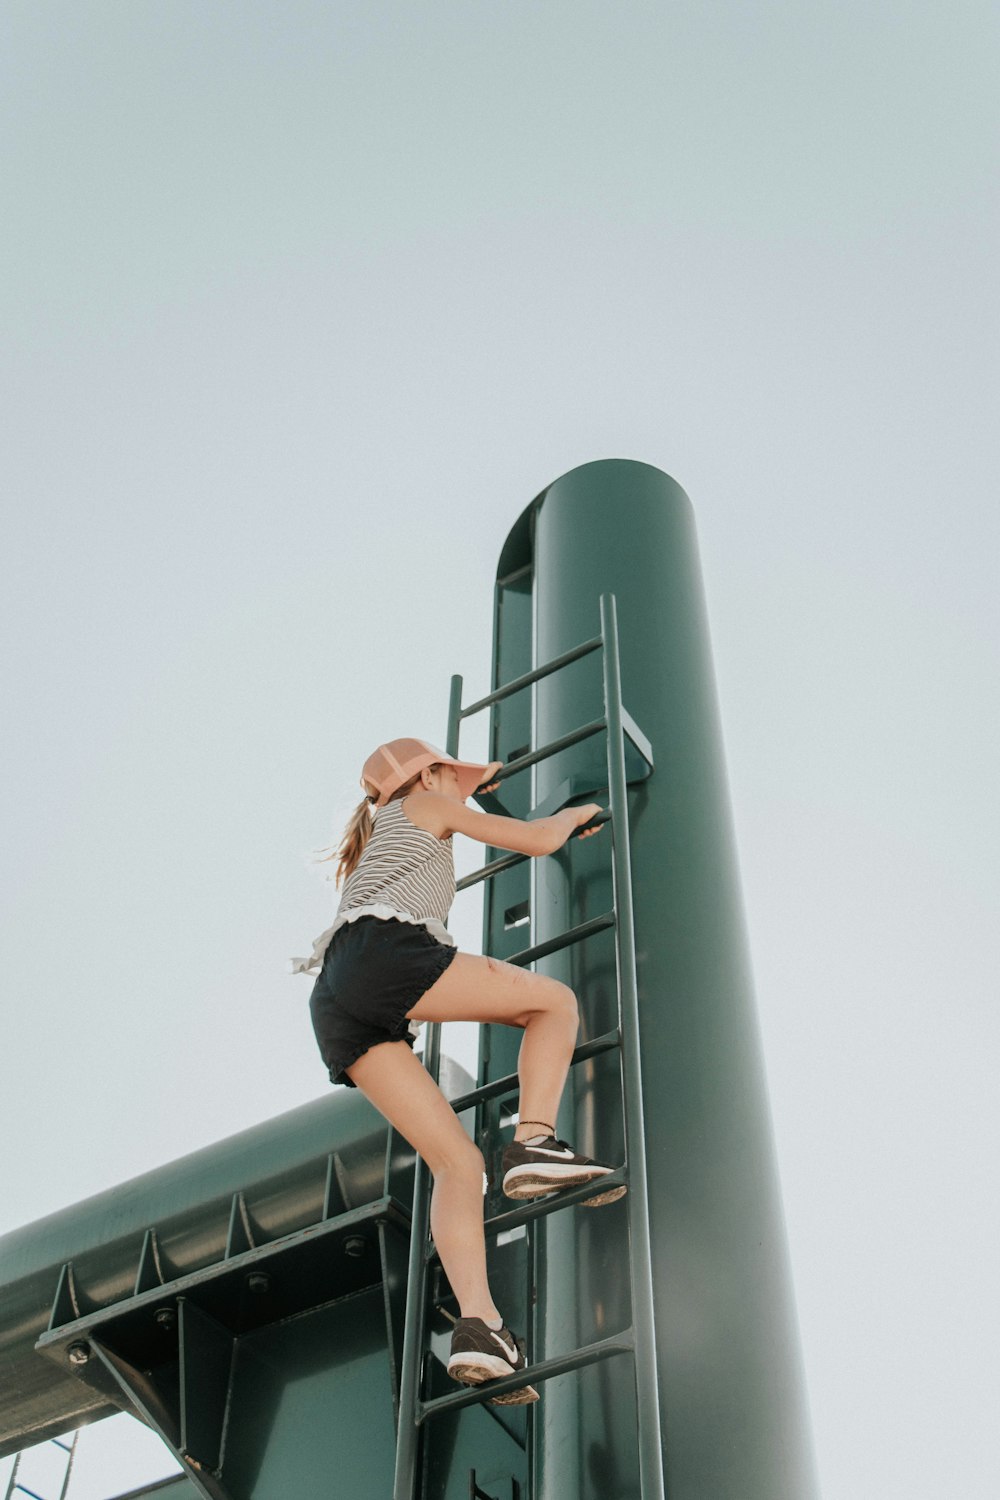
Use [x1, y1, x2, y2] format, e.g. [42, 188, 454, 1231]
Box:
[461, 1308, 503, 1327]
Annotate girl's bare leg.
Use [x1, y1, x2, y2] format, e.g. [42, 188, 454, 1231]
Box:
[347, 955, 579, 1320]
[405, 952, 580, 1143]
[346, 1041, 502, 1322]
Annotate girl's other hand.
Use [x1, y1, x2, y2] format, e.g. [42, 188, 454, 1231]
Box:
[475, 760, 504, 796]
[574, 802, 604, 837]
[551, 803, 604, 844]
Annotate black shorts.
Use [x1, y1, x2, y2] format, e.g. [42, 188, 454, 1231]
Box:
[308, 915, 459, 1087]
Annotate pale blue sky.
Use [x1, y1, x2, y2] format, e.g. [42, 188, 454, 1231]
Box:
[2, 3, 998, 1497]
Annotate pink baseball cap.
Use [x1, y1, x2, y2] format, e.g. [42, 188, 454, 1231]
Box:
[361, 737, 504, 808]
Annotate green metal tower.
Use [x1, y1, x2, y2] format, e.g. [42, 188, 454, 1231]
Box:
[0, 459, 817, 1499]
[392, 459, 817, 1499]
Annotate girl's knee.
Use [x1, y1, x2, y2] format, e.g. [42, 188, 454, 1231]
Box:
[519, 975, 578, 1028]
[547, 979, 579, 1027]
[429, 1134, 484, 1181]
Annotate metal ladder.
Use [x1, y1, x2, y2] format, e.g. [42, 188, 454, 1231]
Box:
[4, 1433, 79, 1500]
[392, 591, 665, 1500]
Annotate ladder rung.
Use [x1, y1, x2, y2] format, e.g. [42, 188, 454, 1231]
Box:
[482, 1167, 628, 1239]
[458, 809, 612, 892]
[426, 1168, 629, 1264]
[15, 1487, 49, 1500]
[487, 717, 606, 786]
[496, 560, 531, 588]
[456, 848, 528, 892]
[504, 911, 615, 968]
[459, 636, 603, 718]
[417, 1329, 634, 1422]
[447, 1028, 621, 1114]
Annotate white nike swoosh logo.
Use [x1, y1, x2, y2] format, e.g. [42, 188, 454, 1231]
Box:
[490, 1331, 518, 1364]
[525, 1146, 576, 1159]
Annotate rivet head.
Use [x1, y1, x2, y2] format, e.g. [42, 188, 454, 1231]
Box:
[67, 1341, 90, 1366]
[344, 1236, 367, 1259]
[246, 1272, 271, 1294]
[155, 1307, 176, 1330]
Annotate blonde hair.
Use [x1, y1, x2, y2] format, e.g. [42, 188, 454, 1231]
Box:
[317, 763, 442, 887]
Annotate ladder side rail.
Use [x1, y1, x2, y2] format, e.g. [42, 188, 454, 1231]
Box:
[459, 636, 603, 718]
[600, 591, 667, 1500]
[4, 1454, 20, 1500]
[56, 1433, 78, 1500]
[392, 1003, 444, 1500]
[391, 674, 466, 1500]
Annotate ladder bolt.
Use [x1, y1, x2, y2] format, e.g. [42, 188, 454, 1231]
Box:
[246, 1272, 272, 1294]
[67, 1341, 90, 1366]
[154, 1306, 176, 1330]
[343, 1236, 367, 1259]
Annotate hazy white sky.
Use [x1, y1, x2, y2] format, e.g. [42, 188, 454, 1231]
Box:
[2, 3, 997, 1497]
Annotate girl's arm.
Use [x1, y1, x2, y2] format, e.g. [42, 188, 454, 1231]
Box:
[408, 790, 603, 857]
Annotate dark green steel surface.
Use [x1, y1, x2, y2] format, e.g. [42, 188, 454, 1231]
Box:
[213, 1288, 398, 1495]
[99, 1294, 400, 1498]
[525, 459, 817, 1498]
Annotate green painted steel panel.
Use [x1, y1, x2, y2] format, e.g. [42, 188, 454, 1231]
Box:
[221, 1289, 397, 1496]
[101, 1291, 400, 1498]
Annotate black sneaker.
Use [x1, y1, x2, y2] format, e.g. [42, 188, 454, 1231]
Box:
[501, 1135, 627, 1207]
[447, 1317, 539, 1405]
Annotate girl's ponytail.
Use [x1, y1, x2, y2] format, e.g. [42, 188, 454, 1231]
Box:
[316, 763, 438, 887]
[318, 794, 376, 888]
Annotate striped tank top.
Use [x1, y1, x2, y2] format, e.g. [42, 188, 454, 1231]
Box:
[289, 797, 456, 977]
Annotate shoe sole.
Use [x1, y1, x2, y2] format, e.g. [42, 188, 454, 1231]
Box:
[502, 1164, 622, 1200]
[448, 1352, 518, 1381]
[489, 1384, 540, 1405]
[580, 1184, 628, 1206]
[447, 1354, 539, 1405]
[503, 1176, 628, 1207]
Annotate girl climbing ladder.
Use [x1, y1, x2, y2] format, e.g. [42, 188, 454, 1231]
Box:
[293, 736, 626, 1405]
